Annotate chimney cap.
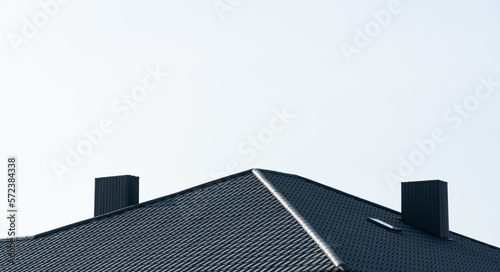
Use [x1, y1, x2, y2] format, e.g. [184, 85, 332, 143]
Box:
[95, 174, 139, 180]
[402, 179, 445, 183]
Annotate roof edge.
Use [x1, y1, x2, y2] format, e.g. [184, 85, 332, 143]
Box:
[252, 168, 347, 269]
[254, 168, 500, 251]
[1, 169, 255, 240]
[449, 231, 500, 250]
[256, 168, 400, 215]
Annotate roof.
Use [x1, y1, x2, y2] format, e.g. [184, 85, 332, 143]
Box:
[2, 169, 499, 271]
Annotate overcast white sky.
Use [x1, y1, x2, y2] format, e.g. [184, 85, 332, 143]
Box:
[1, 0, 500, 247]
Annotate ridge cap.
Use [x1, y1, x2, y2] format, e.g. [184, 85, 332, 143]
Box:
[252, 168, 347, 270]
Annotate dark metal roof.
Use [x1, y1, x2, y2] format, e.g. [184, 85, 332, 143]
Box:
[258, 170, 500, 272]
[1, 170, 337, 272]
[1, 169, 499, 271]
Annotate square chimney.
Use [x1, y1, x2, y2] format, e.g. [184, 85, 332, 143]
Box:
[94, 175, 139, 217]
[401, 180, 449, 239]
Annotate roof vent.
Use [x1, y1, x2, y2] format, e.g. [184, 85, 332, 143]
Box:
[94, 175, 139, 217]
[367, 217, 401, 232]
[401, 180, 449, 239]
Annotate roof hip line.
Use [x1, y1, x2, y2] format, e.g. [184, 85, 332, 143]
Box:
[252, 169, 348, 271]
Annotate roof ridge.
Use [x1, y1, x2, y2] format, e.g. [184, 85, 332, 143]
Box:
[252, 169, 349, 271]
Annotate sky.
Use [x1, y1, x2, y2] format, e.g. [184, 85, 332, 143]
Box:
[1, 0, 500, 247]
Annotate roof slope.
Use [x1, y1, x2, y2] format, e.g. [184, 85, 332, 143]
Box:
[2, 169, 499, 272]
[258, 169, 500, 272]
[1, 170, 338, 272]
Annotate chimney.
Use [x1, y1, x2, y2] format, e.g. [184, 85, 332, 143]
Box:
[94, 175, 139, 217]
[401, 180, 449, 239]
